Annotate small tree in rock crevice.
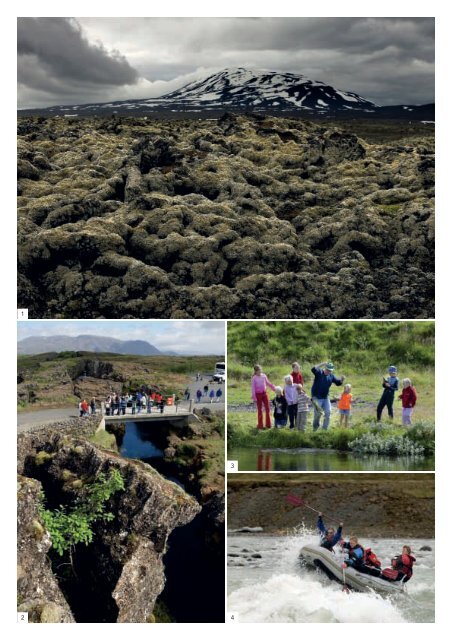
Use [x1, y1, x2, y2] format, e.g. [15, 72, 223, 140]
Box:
[38, 468, 125, 558]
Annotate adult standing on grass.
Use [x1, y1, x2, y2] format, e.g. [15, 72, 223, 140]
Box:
[251, 364, 276, 430]
[377, 366, 399, 421]
[311, 362, 345, 430]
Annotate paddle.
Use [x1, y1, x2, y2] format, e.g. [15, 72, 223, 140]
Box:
[285, 494, 342, 523]
[341, 562, 350, 593]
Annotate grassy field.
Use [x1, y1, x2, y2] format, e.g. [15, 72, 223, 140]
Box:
[227, 321, 435, 456]
[229, 368, 433, 419]
[18, 351, 222, 411]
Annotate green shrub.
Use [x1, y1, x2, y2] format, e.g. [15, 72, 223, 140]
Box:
[350, 433, 424, 456]
[405, 421, 435, 455]
[38, 468, 125, 556]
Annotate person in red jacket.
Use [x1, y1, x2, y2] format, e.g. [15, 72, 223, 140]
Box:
[398, 378, 417, 425]
[290, 362, 304, 386]
[80, 398, 89, 417]
[392, 545, 416, 582]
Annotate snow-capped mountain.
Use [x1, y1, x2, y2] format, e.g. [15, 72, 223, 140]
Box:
[160, 67, 378, 112]
[18, 67, 434, 120]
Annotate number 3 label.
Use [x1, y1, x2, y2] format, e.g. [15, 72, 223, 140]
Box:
[228, 460, 238, 472]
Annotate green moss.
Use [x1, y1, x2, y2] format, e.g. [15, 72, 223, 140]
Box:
[34, 451, 54, 466]
[151, 600, 175, 623]
[72, 445, 85, 455]
[30, 519, 45, 539]
[70, 479, 84, 490]
[89, 430, 118, 452]
[379, 204, 402, 213]
[60, 469, 76, 481]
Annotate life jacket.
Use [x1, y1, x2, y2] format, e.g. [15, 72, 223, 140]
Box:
[320, 532, 337, 551]
[348, 543, 365, 564]
[364, 548, 381, 568]
[391, 554, 416, 579]
[382, 567, 399, 581]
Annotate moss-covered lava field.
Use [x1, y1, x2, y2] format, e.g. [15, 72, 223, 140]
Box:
[17, 114, 434, 318]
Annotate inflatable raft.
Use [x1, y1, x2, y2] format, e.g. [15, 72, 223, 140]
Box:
[299, 544, 406, 595]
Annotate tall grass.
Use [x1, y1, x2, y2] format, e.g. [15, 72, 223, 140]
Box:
[228, 321, 434, 369]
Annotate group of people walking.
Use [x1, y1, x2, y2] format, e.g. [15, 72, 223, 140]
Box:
[104, 391, 167, 416]
[78, 398, 96, 417]
[317, 514, 416, 583]
[251, 362, 417, 430]
[195, 384, 223, 403]
[78, 391, 169, 417]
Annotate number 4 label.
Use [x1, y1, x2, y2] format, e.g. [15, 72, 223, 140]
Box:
[227, 611, 238, 623]
[228, 460, 238, 472]
[17, 612, 28, 623]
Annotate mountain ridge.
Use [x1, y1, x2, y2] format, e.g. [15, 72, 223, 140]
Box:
[18, 67, 434, 120]
[18, 334, 163, 356]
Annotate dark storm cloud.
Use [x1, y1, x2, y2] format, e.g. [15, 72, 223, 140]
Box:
[18, 17, 138, 87]
[18, 17, 434, 109]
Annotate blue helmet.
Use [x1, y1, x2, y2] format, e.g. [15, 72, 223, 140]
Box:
[388, 365, 397, 373]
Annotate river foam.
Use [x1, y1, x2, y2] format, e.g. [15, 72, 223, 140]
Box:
[228, 573, 406, 623]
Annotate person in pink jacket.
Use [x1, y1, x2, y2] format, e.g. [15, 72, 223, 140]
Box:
[251, 364, 276, 429]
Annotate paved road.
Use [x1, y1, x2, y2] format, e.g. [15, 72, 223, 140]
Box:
[18, 407, 79, 432]
[186, 376, 225, 411]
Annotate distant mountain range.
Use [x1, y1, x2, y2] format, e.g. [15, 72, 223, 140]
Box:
[18, 67, 434, 121]
[18, 334, 164, 356]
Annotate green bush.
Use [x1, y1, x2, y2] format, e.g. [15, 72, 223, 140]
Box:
[38, 468, 125, 556]
[405, 421, 435, 455]
[350, 433, 424, 456]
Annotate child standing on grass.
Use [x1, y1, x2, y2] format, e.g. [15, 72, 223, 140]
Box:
[284, 375, 298, 429]
[295, 384, 310, 431]
[377, 366, 399, 421]
[272, 386, 288, 428]
[290, 362, 304, 385]
[251, 365, 276, 429]
[398, 379, 417, 425]
[337, 383, 353, 427]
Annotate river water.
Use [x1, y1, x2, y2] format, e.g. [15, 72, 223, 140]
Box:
[228, 447, 434, 471]
[227, 531, 435, 623]
[118, 422, 165, 460]
[116, 420, 225, 622]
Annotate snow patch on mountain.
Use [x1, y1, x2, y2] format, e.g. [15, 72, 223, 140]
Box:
[159, 67, 377, 112]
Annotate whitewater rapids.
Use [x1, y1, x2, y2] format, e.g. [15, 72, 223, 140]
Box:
[227, 529, 434, 623]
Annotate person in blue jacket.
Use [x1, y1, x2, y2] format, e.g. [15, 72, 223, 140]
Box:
[317, 512, 343, 551]
[342, 536, 365, 568]
[311, 362, 345, 430]
[377, 365, 399, 421]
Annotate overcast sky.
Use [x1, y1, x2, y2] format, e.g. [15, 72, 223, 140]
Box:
[17, 320, 225, 355]
[17, 17, 434, 108]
